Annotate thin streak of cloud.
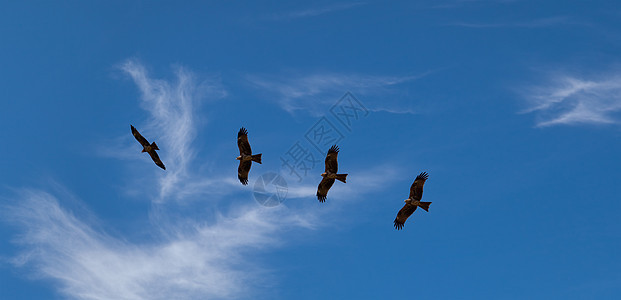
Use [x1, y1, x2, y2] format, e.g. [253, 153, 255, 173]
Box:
[521, 72, 621, 127]
[285, 164, 400, 201]
[433, 0, 519, 9]
[269, 2, 366, 21]
[446, 16, 574, 28]
[246, 71, 433, 115]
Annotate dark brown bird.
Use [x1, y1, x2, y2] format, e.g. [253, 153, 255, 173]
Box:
[316, 145, 348, 203]
[130, 125, 166, 170]
[394, 172, 431, 230]
[236, 127, 262, 185]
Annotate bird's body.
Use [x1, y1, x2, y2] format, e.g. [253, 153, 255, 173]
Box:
[316, 145, 348, 203]
[394, 172, 431, 230]
[237, 127, 262, 185]
[322, 172, 341, 179]
[405, 199, 420, 206]
[237, 153, 255, 162]
[130, 125, 166, 170]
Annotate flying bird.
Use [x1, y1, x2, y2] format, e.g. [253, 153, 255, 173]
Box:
[130, 125, 166, 170]
[236, 127, 262, 185]
[316, 145, 348, 203]
[394, 172, 431, 230]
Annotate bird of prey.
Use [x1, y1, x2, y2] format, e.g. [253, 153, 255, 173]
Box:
[236, 127, 262, 185]
[130, 125, 166, 170]
[394, 172, 431, 230]
[316, 145, 348, 203]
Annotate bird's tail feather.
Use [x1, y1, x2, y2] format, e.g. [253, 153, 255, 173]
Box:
[252, 153, 262, 164]
[336, 174, 347, 183]
[151, 142, 159, 150]
[418, 201, 431, 212]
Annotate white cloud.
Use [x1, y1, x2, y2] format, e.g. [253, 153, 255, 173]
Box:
[119, 60, 227, 202]
[6, 189, 310, 300]
[3, 61, 291, 300]
[4, 168, 397, 299]
[246, 71, 431, 115]
[521, 72, 621, 127]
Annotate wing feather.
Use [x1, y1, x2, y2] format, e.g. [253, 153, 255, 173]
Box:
[324, 145, 339, 173]
[394, 204, 417, 230]
[237, 127, 252, 155]
[409, 172, 428, 201]
[316, 177, 335, 202]
[238, 160, 252, 185]
[131, 125, 150, 147]
[147, 150, 166, 170]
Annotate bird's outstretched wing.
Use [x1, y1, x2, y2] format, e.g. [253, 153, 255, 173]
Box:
[394, 204, 417, 230]
[324, 145, 339, 173]
[148, 150, 166, 170]
[131, 125, 150, 147]
[409, 172, 428, 201]
[237, 127, 252, 155]
[316, 177, 335, 203]
[238, 160, 252, 185]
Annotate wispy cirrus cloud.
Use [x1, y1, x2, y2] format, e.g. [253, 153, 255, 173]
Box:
[521, 72, 621, 127]
[284, 164, 400, 201]
[5, 189, 311, 300]
[2, 60, 310, 300]
[446, 16, 574, 28]
[433, 0, 519, 9]
[246, 71, 433, 115]
[119, 60, 227, 202]
[268, 2, 366, 21]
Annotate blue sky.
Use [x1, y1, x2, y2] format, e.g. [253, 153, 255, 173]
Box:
[1, 0, 621, 299]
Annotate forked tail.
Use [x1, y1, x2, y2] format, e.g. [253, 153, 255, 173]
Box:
[418, 201, 432, 212]
[252, 153, 262, 164]
[336, 174, 347, 183]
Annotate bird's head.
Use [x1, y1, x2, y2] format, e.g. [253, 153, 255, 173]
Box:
[320, 172, 327, 177]
[404, 199, 412, 204]
[236, 155, 242, 160]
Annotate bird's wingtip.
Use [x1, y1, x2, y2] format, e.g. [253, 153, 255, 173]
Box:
[238, 127, 248, 137]
[394, 221, 404, 230]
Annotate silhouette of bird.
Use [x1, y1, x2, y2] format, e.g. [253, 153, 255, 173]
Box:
[236, 127, 262, 185]
[316, 145, 348, 202]
[130, 125, 166, 170]
[394, 172, 431, 230]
